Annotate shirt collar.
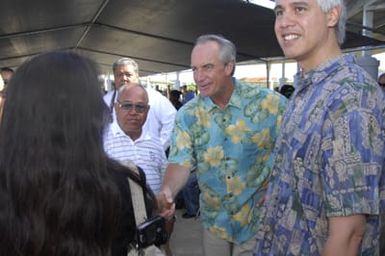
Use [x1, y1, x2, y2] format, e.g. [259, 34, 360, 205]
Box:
[200, 78, 242, 111]
[294, 54, 355, 91]
[110, 120, 152, 141]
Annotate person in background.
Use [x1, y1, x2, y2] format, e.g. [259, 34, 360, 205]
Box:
[279, 84, 295, 99]
[379, 72, 385, 91]
[158, 34, 287, 256]
[0, 67, 14, 118]
[0, 76, 4, 119]
[169, 89, 183, 110]
[181, 85, 196, 104]
[0, 67, 14, 86]
[104, 82, 167, 194]
[0, 51, 156, 256]
[104, 82, 171, 255]
[254, 0, 385, 255]
[103, 58, 176, 151]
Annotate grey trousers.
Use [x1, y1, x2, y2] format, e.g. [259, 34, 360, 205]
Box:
[202, 227, 257, 256]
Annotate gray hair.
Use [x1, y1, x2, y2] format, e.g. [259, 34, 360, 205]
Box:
[112, 57, 139, 75]
[195, 34, 237, 65]
[317, 0, 347, 45]
[117, 82, 149, 103]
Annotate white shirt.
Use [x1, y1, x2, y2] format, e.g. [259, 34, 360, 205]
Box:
[103, 121, 167, 193]
[103, 88, 176, 150]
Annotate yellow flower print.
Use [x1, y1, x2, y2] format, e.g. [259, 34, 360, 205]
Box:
[203, 146, 224, 167]
[251, 128, 270, 147]
[261, 94, 278, 113]
[209, 226, 229, 240]
[176, 130, 191, 150]
[233, 204, 251, 226]
[277, 114, 282, 127]
[196, 106, 210, 128]
[180, 160, 192, 170]
[225, 119, 250, 144]
[226, 176, 246, 196]
[203, 191, 220, 209]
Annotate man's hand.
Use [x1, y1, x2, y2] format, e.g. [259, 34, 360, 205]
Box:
[157, 186, 176, 220]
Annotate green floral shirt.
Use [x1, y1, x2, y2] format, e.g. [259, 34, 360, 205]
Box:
[168, 79, 287, 243]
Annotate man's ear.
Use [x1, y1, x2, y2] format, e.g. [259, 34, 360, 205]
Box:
[327, 5, 341, 28]
[225, 61, 235, 76]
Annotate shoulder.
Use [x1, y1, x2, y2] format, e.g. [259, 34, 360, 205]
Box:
[235, 79, 287, 105]
[108, 159, 148, 191]
[138, 133, 164, 151]
[103, 90, 114, 104]
[325, 58, 384, 112]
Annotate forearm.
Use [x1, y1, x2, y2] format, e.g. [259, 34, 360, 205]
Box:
[161, 163, 190, 199]
[322, 215, 366, 256]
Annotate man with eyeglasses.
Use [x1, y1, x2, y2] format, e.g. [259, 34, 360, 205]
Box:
[103, 57, 176, 151]
[103, 82, 166, 194]
[104, 82, 174, 256]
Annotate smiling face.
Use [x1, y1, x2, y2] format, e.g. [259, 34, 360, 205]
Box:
[191, 41, 234, 106]
[274, 0, 341, 71]
[115, 84, 149, 141]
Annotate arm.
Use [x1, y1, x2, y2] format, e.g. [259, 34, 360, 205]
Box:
[321, 215, 366, 256]
[158, 100, 176, 150]
[153, 90, 177, 150]
[157, 163, 190, 218]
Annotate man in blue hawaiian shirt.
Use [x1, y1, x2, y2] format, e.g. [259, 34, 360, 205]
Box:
[157, 34, 287, 256]
[254, 0, 385, 255]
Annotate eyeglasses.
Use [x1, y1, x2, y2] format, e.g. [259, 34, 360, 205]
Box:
[379, 82, 385, 87]
[116, 101, 148, 113]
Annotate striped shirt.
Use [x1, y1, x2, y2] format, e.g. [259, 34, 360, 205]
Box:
[103, 121, 167, 193]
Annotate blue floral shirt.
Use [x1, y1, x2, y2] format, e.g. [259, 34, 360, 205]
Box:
[254, 54, 385, 255]
[168, 79, 287, 243]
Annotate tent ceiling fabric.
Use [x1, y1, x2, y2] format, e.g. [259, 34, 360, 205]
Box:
[0, 0, 384, 77]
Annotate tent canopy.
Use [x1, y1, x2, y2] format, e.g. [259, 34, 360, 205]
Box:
[0, 0, 384, 76]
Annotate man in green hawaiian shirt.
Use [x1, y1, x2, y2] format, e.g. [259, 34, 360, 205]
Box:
[158, 34, 287, 256]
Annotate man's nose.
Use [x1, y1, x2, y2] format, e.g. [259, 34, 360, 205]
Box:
[277, 11, 295, 28]
[122, 74, 130, 81]
[194, 69, 205, 83]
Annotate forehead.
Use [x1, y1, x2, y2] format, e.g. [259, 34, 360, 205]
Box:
[118, 86, 147, 102]
[1, 70, 12, 77]
[275, 0, 314, 7]
[114, 64, 136, 73]
[191, 41, 221, 66]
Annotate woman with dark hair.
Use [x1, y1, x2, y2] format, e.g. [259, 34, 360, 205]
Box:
[0, 51, 155, 256]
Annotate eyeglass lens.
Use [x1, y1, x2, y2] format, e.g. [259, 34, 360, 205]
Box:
[119, 102, 146, 113]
